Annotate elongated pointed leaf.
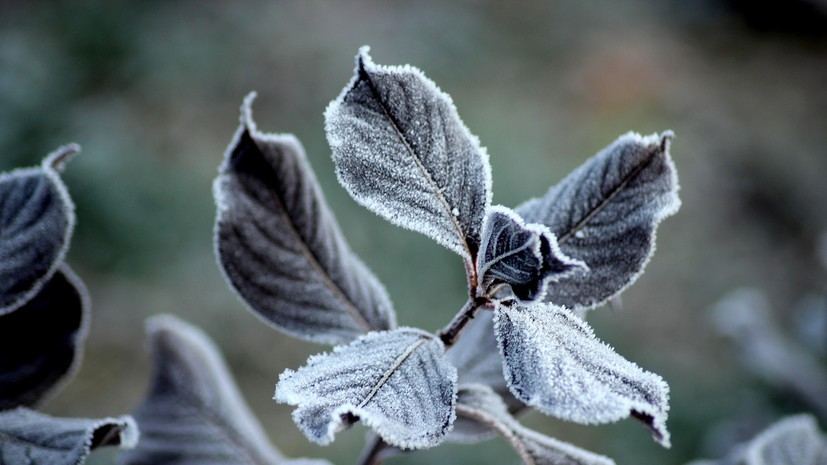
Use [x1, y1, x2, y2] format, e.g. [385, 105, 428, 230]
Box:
[120, 315, 330, 465]
[325, 47, 492, 267]
[477, 206, 584, 302]
[494, 303, 670, 446]
[0, 144, 78, 314]
[517, 132, 680, 311]
[0, 407, 138, 465]
[0, 266, 89, 409]
[452, 384, 615, 465]
[275, 328, 457, 449]
[215, 93, 396, 345]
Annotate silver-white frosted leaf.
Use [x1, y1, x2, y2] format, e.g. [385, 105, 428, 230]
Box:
[477, 206, 584, 302]
[215, 94, 396, 345]
[0, 407, 138, 465]
[517, 132, 680, 311]
[325, 47, 492, 266]
[452, 384, 615, 465]
[275, 328, 457, 449]
[120, 315, 330, 465]
[494, 302, 671, 446]
[0, 266, 89, 409]
[0, 144, 78, 315]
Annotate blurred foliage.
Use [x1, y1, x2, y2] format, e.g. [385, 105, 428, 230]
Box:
[1, 0, 826, 464]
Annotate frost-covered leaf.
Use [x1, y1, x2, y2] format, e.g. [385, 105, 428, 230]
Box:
[215, 93, 396, 346]
[452, 384, 615, 465]
[517, 132, 680, 311]
[120, 315, 330, 465]
[0, 406, 137, 465]
[494, 302, 671, 446]
[687, 415, 827, 465]
[275, 328, 457, 449]
[325, 47, 491, 268]
[0, 266, 88, 410]
[477, 206, 584, 302]
[0, 144, 78, 315]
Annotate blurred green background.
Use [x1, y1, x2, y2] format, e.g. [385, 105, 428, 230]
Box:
[2, 1, 826, 464]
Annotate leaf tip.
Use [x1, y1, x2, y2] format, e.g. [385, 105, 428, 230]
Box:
[43, 143, 81, 172]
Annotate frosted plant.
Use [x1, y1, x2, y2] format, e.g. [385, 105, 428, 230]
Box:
[0, 146, 139, 464]
[213, 46, 681, 464]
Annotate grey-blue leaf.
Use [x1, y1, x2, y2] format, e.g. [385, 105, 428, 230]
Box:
[477, 206, 585, 302]
[325, 47, 492, 268]
[452, 384, 615, 465]
[120, 315, 330, 465]
[517, 132, 680, 311]
[275, 328, 457, 449]
[215, 93, 396, 346]
[494, 302, 670, 447]
[0, 144, 78, 314]
[0, 406, 138, 465]
[0, 266, 89, 409]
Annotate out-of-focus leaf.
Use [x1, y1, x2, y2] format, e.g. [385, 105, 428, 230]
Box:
[215, 93, 396, 346]
[0, 406, 138, 465]
[477, 206, 584, 302]
[0, 144, 78, 314]
[275, 328, 457, 449]
[120, 315, 330, 465]
[0, 266, 88, 409]
[494, 302, 670, 447]
[325, 47, 491, 270]
[711, 289, 827, 418]
[517, 132, 680, 311]
[451, 384, 615, 465]
[686, 415, 827, 465]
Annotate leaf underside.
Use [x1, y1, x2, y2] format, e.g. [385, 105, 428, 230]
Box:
[0, 146, 77, 315]
[0, 407, 138, 465]
[275, 328, 457, 450]
[215, 93, 396, 345]
[0, 266, 88, 410]
[517, 131, 680, 311]
[120, 314, 330, 465]
[494, 302, 670, 447]
[325, 47, 491, 267]
[452, 384, 615, 465]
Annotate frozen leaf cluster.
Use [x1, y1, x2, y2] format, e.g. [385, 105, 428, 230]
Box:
[215, 46, 680, 463]
[0, 146, 139, 464]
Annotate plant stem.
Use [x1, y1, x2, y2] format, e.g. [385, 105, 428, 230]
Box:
[357, 434, 388, 465]
[437, 299, 482, 347]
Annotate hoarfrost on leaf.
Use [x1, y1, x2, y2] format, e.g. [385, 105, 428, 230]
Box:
[120, 314, 330, 465]
[325, 47, 492, 270]
[494, 302, 671, 447]
[274, 328, 457, 449]
[452, 384, 615, 465]
[0, 266, 89, 410]
[0, 407, 138, 465]
[517, 131, 680, 311]
[0, 144, 78, 315]
[214, 93, 396, 346]
[477, 206, 585, 302]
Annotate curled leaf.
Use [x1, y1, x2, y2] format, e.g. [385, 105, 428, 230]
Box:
[325, 47, 492, 269]
[477, 206, 584, 302]
[0, 266, 89, 409]
[121, 314, 330, 465]
[452, 384, 615, 465]
[0, 407, 138, 465]
[494, 302, 670, 447]
[215, 93, 396, 345]
[517, 132, 680, 311]
[275, 328, 457, 449]
[0, 144, 78, 314]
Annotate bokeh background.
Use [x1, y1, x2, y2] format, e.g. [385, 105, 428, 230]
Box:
[2, 1, 826, 464]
